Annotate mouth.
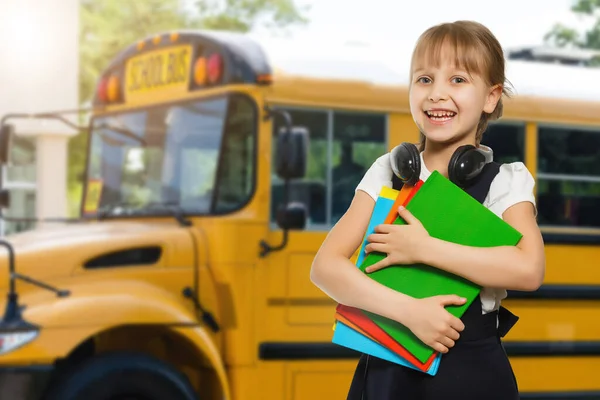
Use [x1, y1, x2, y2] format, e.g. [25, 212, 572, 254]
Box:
[424, 110, 457, 123]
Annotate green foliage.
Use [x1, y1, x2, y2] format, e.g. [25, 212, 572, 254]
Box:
[69, 0, 308, 215]
[195, 0, 309, 32]
[544, 0, 600, 49]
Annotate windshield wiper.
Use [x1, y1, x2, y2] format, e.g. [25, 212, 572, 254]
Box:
[145, 202, 192, 227]
[96, 202, 141, 220]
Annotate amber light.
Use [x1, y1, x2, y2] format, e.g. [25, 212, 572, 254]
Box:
[257, 74, 272, 84]
[107, 76, 121, 102]
[194, 57, 207, 85]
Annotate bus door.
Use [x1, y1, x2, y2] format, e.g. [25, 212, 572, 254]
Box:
[257, 106, 392, 399]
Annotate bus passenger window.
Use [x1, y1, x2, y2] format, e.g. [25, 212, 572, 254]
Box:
[331, 112, 386, 225]
[271, 109, 328, 227]
[480, 122, 525, 163]
[270, 108, 387, 229]
[537, 126, 600, 227]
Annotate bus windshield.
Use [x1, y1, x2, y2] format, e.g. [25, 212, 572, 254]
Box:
[84, 93, 257, 217]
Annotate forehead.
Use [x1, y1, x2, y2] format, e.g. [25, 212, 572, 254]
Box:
[410, 36, 486, 76]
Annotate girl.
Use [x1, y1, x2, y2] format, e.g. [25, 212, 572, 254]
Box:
[310, 20, 546, 399]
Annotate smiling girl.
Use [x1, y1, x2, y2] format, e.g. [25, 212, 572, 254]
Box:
[310, 20, 545, 399]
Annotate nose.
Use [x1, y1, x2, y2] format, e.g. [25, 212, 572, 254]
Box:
[428, 81, 449, 102]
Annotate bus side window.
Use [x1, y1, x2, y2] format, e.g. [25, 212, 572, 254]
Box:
[480, 121, 526, 164]
[270, 109, 386, 229]
[271, 109, 328, 228]
[331, 112, 386, 225]
[536, 126, 600, 228]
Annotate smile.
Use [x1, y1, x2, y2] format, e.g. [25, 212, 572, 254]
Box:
[424, 110, 456, 123]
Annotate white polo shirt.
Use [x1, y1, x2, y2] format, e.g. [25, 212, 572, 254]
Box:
[354, 145, 537, 314]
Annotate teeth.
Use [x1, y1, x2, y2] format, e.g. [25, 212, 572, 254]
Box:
[426, 110, 456, 117]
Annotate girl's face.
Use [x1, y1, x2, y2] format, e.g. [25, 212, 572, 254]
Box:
[408, 49, 501, 147]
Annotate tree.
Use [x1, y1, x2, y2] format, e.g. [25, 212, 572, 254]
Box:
[544, 0, 600, 49]
[69, 0, 308, 215]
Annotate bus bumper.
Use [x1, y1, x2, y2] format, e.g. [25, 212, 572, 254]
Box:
[0, 365, 53, 400]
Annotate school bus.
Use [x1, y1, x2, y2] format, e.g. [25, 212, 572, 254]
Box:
[0, 30, 599, 400]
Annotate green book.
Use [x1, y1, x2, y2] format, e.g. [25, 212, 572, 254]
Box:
[358, 170, 523, 363]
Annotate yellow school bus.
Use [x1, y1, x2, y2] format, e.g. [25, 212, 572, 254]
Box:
[0, 30, 599, 399]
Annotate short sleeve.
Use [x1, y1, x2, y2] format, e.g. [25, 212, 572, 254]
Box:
[354, 153, 393, 202]
[486, 162, 537, 218]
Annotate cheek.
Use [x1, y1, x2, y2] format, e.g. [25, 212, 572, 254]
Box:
[455, 90, 485, 119]
[408, 90, 423, 119]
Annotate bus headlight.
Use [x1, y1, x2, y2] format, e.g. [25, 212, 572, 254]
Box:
[0, 330, 38, 355]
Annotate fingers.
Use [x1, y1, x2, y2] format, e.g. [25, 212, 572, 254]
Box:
[366, 233, 387, 243]
[373, 224, 393, 233]
[397, 206, 419, 225]
[432, 342, 450, 354]
[434, 295, 467, 332]
[364, 242, 388, 254]
[445, 326, 461, 341]
[449, 316, 466, 333]
[437, 335, 456, 352]
[430, 327, 461, 354]
[437, 295, 467, 307]
[364, 257, 390, 273]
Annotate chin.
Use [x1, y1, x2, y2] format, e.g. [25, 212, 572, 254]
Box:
[420, 130, 459, 145]
[419, 126, 472, 147]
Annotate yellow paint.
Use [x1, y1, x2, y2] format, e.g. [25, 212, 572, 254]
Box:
[525, 122, 538, 181]
[2, 30, 600, 399]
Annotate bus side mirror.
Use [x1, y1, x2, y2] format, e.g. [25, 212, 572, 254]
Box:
[0, 190, 9, 209]
[275, 126, 309, 180]
[276, 202, 307, 230]
[0, 124, 14, 165]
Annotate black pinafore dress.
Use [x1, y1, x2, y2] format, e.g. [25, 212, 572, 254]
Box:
[346, 162, 521, 400]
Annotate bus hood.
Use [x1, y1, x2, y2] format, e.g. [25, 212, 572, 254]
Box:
[0, 220, 197, 290]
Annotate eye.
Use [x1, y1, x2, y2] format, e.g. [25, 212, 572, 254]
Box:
[451, 77, 467, 84]
[417, 76, 431, 84]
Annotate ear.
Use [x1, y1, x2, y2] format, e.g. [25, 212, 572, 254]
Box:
[483, 84, 503, 114]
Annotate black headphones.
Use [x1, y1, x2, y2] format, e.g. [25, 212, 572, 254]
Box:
[390, 142, 493, 188]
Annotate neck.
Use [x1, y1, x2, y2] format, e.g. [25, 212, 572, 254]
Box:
[422, 137, 478, 178]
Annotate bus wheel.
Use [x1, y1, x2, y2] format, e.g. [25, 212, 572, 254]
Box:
[45, 351, 199, 400]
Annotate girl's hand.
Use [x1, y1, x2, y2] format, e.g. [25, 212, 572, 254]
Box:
[402, 295, 467, 354]
[364, 206, 431, 272]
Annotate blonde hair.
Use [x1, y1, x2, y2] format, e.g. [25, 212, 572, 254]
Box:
[409, 21, 512, 150]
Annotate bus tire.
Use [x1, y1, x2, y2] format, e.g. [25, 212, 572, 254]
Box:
[45, 351, 199, 400]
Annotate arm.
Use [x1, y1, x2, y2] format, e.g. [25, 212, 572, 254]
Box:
[365, 163, 545, 291]
[310, 190, 415, 323]
[419, 201, 545, 291]
[313, 190, 469, 354]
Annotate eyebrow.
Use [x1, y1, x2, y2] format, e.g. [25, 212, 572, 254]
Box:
[412, 66, 472, 76]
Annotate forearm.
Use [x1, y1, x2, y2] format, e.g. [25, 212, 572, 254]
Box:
[420, 237, 544, 291]
[310, 255, 414, 323]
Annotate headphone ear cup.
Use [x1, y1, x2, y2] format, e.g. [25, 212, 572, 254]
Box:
[390, 142, 421, 186]
[448, 145, 487, 187]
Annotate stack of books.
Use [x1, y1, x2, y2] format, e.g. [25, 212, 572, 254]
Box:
[331, 171, 523, 375]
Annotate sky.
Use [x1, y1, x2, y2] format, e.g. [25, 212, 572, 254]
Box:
[248, 0, 589, 50]
[179, 0, 600, 101]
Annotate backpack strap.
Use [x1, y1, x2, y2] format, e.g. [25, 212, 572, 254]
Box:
[391, 173, 404, 191]
[463, 161, 501, 205]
